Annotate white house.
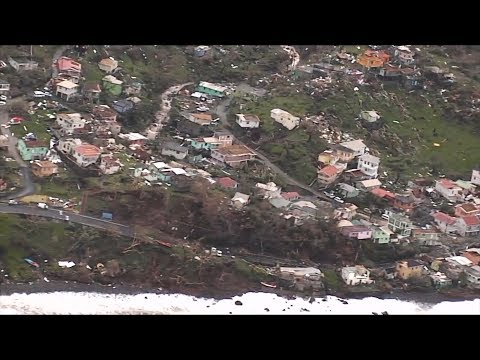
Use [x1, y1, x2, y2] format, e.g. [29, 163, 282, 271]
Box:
[161, 142, 188, 160]
[456, 216, 480, 237]
[341, 265, 373, 286]
[55, 80, 79, 101]
[357, 153, 380, 178]
[270, 109, 300, 130]
[58, 138, 82, 155]
[255, 182, 281, 199]
[0, 79, 10, 95]
[471, 169, 480, 186]
[231, 192, 250, 209]
[55, 113, 86, 135]
[339, 139, 366, 157]
[435, 179, 463, 202]
[72, 143, 101, 167]
[98, 58, 119, 73]
[235, 114, 260, 128]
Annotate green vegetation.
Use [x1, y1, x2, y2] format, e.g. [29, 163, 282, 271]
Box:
[319, 87, 480, 177]
[322, 269, 343, 290]
[12, 111, 52, 142]
[0, 214, 72, 281]
[234, 259, 269, 282]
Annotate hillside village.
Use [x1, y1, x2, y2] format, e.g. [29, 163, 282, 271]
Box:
[0, 45, 480, 297]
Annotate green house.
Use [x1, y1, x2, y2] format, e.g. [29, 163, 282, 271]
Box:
[190, 137, 220, 150]
[17, 139, 49, 161]
[372, 226, 393, 244]
[102, 75, 123, 96]
[196, 81, 227, 98]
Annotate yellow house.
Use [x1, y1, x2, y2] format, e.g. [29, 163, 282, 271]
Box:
[395, 260, 424, 280]
[318, 150, 338, 165]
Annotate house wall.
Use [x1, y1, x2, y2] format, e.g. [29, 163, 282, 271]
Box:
[434, 219, 457, 234]
[373, 229, 390, 244]
[456, 221, 480, 237]
[471, 170, 480, 186]
[388, 217, 412, 236]
[236, 118, 259, 128]
[396, 264, 423, 280]
[435, 182, 462, 201]
[161, 148, 187, 160]
[196, 85, 224, 97]
[57, 86, 78, 96]
[317, 172, 337, 185]
[17, 142, 48, 161]
[335, 150, 355, 163]
[73, 152, 100, 167]
[358, 158, 378, 178]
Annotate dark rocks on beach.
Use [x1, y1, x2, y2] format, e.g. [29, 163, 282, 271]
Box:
[300, 308, 310, 312]
[264, 308, 270, 312]
[322, 298, 327, 302]
[309, 297, 315, 304]
[235, 300, 243, 306]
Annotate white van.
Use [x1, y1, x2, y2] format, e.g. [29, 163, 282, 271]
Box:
[381, 214, 389, 220]
[33, 91, 46, 98]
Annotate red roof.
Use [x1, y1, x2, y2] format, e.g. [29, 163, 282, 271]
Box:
[457, 203, 478, 213]
[75, 144, 101, 156]
[281, 192, 300, 200]
[319, 165, 338, 177]
[370, 187, 396, 199]
[461, 215, 480, 226]
[433, 212, 456, 225]
[437, 179, 458, 189]
[217, 177, 238, 188]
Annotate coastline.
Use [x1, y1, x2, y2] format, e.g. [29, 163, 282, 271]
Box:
[0, 280, 477, 305]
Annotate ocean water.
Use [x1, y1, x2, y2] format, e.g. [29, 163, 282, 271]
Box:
[0, 291, 479, 314]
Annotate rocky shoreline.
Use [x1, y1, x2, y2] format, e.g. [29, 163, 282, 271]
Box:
[0, 279, 478, 306]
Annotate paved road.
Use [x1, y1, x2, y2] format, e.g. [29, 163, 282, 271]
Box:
[214, 97, 332, 202]
[0, 204, 134, 237]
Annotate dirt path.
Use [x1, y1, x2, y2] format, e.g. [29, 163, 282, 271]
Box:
[51, 45, 71, 79]
[0, 109, 26, 167]
[214, 97, 331, 201]
[145, 82, 193, 138]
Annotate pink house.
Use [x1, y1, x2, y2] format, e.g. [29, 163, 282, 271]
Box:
[56, 57, 82, 80]
[340, 225, 372, 239]
[432, 211, 457, 234]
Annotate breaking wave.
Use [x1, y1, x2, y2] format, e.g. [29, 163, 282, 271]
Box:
[0, 291, 479, 314]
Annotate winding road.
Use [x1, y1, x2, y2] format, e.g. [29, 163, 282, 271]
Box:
[0, 203, 134, 236]
[0, 108, 36, 199]
[145, 82, 193, 138]
[214, 97, 331, 201]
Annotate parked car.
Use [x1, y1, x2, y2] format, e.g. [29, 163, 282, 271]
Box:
[37, 202, 49, 209]
[0, 95, 7, 101]
[0, 101, 6, 106]
[8, 200, 18, 205]
[334, 197, 344, 203]
[33, 91, 46, 98]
